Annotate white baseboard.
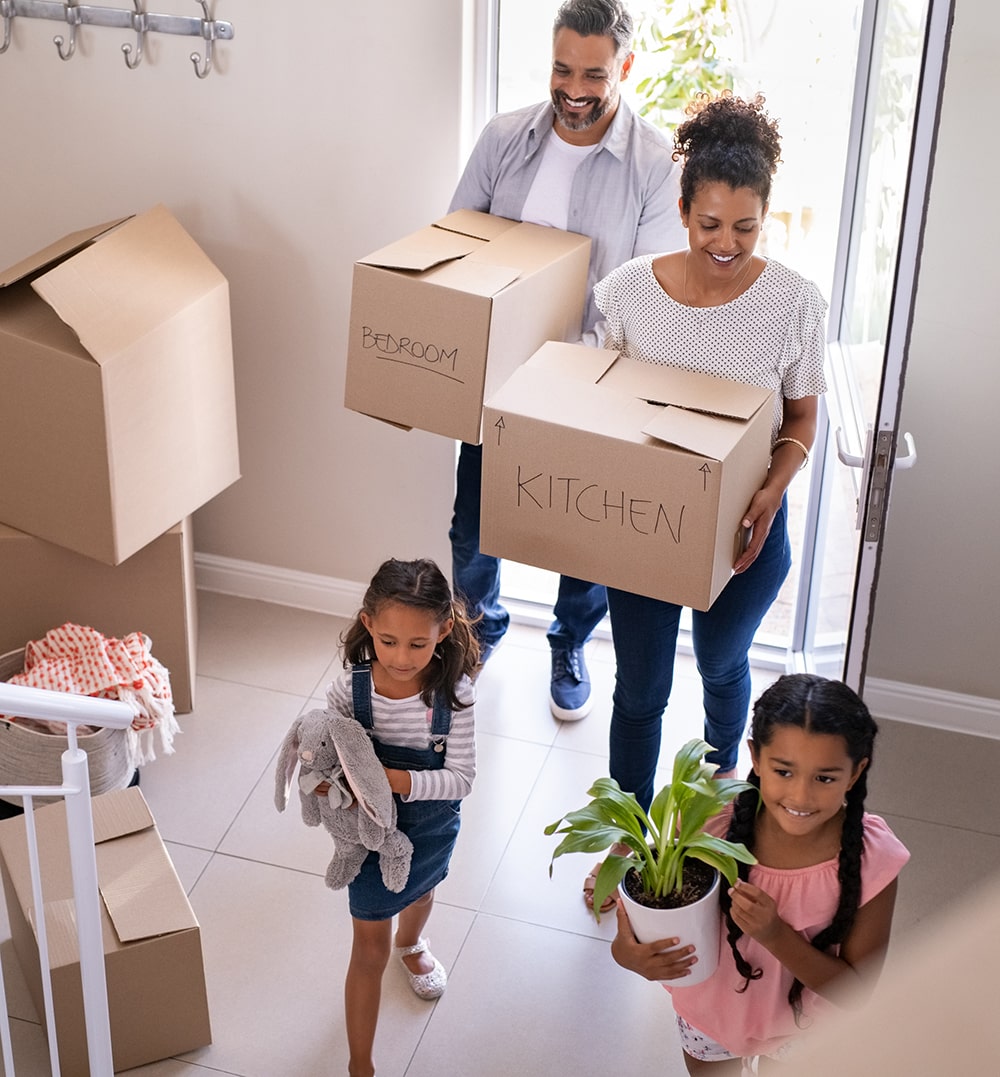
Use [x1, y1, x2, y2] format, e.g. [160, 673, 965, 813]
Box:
[195, 553, 1000, 740]
[864, 677, 1000, 741]
[194, 552, 366, 620]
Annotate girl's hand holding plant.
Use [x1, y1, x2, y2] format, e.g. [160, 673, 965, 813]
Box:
[610, 903, 698, 982]
[728, 878, 785, 948]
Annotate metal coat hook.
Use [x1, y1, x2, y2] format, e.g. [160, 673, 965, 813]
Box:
[189, 0, 215, 79]
[53, 0, 80, 60]
[0, 0, 13, 55]
[121, 0, 146, 69]
[1, 1, 234, 77]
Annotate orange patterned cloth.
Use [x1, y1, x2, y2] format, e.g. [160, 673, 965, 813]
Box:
[5, 623, 179, 765]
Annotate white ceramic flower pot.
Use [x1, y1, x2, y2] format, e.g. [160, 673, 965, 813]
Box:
[617, 868, 721, 986]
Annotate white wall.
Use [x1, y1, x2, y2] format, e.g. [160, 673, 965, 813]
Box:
[0, 0, 463, 590]
[866, 0, 1000, 703]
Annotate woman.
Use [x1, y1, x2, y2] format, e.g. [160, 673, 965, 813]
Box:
[588, 93, 826, 907]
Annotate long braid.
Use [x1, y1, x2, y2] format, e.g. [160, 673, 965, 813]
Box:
[724, 674, 878, 1020]
[786, 766, 869, 1021]
[721, 775, 764, 988]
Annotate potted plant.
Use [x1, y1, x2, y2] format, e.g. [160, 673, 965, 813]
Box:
[545, 738, 757, 985]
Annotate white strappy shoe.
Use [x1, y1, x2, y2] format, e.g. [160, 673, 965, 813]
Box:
[395, 937, 447, 1000]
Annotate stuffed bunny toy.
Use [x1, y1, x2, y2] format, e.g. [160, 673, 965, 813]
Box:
[274, 708, 413, 892]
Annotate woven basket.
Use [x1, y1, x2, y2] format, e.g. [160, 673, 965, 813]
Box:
[0, 647, 134, 807]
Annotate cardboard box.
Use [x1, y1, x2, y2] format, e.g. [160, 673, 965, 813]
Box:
[480, 342, 776, 611]
[0, 204, 240, 565]
[344, 210, 590, 444]
[0, 787, 211, 1075]
[0, 517, 197, 713]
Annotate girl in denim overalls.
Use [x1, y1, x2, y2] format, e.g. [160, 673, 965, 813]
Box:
[324, 558, 479, 1077]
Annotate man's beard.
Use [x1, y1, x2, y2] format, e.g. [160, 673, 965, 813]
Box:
[551, 90, 611, 132]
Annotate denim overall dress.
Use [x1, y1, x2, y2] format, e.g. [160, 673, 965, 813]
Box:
[347, 662, 462, 921]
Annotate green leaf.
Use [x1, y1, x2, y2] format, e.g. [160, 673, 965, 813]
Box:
[672, 739, 714, 784]
[589, 854, 634, 922]
[686, 833, 757, 885]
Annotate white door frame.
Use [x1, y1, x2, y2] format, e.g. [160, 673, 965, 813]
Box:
[838, 0, 954, 690]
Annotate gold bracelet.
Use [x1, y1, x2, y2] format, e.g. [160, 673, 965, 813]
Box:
[772, 436, 810, 470]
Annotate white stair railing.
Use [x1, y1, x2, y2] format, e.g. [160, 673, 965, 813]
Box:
[0, 682, 133, 1077]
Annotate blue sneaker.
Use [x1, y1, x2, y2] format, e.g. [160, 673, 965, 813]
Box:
[549, 646, 593, 721]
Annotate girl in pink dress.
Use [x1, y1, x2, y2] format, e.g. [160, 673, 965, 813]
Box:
[611, 674, 909, 1073]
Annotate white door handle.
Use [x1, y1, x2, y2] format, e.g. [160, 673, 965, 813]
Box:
[893, 431, 917, 469]
[836, 427, 916, 470]
[835, 426, 865, 468]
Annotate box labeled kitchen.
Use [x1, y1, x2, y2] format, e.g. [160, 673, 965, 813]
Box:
[480, 341, 776, 611]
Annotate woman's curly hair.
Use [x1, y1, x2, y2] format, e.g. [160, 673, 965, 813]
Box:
[673, 91, 782, 213]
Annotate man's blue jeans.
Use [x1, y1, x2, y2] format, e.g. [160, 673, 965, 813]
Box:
[606, 499, 792, 810]
[449, 442, 607, 649]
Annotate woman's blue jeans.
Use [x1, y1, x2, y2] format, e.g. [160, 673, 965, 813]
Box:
[606, 499, 792, 810]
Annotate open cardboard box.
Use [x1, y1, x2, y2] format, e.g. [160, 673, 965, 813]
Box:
[0, 787, 211, 1075]
[0, 516, 197, 713]
[0, 204, 240, 565]
[344, 210, 590, 444]
[481, 342, 776, 611]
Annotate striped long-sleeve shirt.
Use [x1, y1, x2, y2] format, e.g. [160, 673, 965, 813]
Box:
[325, 668, 476, 803]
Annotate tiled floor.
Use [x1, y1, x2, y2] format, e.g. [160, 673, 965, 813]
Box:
[3, 590, 1000, 1076]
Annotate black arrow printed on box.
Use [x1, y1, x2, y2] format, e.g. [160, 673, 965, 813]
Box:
[700, 463, 712, 492]
[495, 416, 505, 446]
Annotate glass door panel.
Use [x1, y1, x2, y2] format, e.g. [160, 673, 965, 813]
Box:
[835, 0, 951, 686]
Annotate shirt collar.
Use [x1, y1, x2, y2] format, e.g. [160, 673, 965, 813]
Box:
[525, 97, 634, 161]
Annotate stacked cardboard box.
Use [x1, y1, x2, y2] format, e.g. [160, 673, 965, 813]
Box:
[0, 519, 197, 713]
[0, 204, 241, 712]
[0, 788, 212, 1074]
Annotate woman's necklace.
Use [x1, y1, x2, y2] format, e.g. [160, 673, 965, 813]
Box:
[682, 251, 755, 308]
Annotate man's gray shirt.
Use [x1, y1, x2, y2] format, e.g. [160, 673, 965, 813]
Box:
[449, 99, 686, 344]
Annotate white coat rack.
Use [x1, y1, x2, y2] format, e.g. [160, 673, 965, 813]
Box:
[0, 0, 234, 78]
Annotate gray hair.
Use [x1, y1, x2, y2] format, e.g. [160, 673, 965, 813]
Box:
[552, 0, 634, 55]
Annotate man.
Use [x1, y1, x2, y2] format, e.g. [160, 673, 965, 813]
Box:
[448, 0, 686, 720]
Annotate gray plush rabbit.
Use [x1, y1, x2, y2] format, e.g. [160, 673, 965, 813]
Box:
[274, 708, 413, 892]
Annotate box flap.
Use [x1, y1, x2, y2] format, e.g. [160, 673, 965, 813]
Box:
[433, 209, 519, 242]
[600, 357, 772, 421]
[642, 405, 746, 460]
[98, 829, 198, 942]
[0, 218, 129, 289]
[358, 225, 482, 272]
[91, 787, 156, 844]
[526, 340, 621, 383]
[483, 342, 625, 430]
[426, 258, 521, 297]
[30, 204, 227, 366]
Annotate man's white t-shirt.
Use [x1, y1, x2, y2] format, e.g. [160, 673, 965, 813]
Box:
[519, 133, 593, 231]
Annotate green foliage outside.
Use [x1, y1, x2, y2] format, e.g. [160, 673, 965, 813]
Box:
[632, 0, 738, 130]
